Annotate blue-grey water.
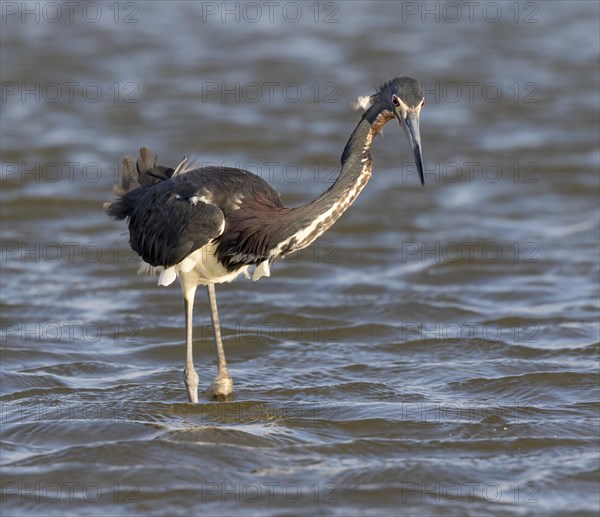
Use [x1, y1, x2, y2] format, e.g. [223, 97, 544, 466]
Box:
[1, 1, 599, 516]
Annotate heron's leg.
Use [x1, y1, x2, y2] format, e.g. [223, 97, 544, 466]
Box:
[182, 283, 200, 403]
[207, 283, 233, 398]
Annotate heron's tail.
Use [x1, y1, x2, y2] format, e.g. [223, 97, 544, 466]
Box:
[112, 147, 175, 197]
[104, 146, 174, 215]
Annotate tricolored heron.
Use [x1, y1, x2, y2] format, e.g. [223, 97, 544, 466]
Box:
[107, 76, 425, 402]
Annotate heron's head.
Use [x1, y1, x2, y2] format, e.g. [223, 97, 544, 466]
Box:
[359, 77, 425, 185]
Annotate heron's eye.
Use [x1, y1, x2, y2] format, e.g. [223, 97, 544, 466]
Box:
[392, 95, 400, 107]
[421, 99, 425, 107]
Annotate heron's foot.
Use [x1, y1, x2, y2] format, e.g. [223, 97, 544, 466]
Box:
[183, 367, 200, 404]
[209, 373, 233, 400]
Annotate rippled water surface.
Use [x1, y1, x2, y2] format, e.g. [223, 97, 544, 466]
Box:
[1, 1, 599, 515]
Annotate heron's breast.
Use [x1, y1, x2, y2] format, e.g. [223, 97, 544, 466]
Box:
[180, 244, 250, 285]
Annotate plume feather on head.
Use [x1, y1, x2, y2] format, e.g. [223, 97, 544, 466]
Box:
[352, 95, 374, 112]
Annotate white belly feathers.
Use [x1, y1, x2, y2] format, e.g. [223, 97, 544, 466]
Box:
[138, 241, 271, 287]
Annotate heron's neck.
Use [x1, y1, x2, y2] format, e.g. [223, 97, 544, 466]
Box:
[328, 106, 393, 207]
[278, 106, 393, 254]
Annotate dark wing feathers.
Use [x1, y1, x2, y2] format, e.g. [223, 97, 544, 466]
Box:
[107, 146, 287, 270]
[107, 148, 224, 268]
[125, 184, 224, 267]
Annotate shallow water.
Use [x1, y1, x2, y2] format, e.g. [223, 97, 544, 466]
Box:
[1, 1, 599, 515]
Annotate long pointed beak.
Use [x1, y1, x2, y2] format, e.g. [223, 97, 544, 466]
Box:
[400, 110, 424, 186]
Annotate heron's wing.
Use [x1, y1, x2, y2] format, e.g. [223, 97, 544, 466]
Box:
[125, 182, 225, 268]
